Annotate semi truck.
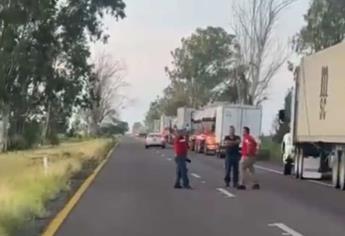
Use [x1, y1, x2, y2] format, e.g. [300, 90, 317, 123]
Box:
[279, 42, 345, 190]
[191, 103, 263, 156]
[160, 115, 176, 144]
[177, 107, 194, 130]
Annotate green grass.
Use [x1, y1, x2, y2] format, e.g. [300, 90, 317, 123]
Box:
[259, 136, 282, 162]
[0, 139, 114, 236]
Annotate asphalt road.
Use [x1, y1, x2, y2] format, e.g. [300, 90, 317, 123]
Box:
[56, 137, 345, 236]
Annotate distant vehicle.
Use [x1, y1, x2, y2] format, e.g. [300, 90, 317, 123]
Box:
[279, 42, 345, 189]
[189, 103, 262, 157]
[145, 133, 166, 149]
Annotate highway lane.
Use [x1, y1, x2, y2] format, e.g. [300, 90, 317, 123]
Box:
[56, 137, 345, 236]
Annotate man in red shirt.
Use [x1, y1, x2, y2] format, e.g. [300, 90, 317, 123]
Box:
[238, 127, 260, 190]
[174, 132, 191, 189]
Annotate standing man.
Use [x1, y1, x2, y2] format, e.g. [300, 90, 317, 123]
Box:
[174, 132, 191, 189]
[223, 126, 241, 188]
[238, 127, 260, 190]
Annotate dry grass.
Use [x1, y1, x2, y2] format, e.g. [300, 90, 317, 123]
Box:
[0, 139, 114, 236]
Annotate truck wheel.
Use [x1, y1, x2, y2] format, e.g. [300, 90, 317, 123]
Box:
[332, 150, 341, 188]
[298, 150, 304, 179]
[204, 146, 208, 155]
[338, 150, 345, 190]
[294, 149, 300, 178]
[198, 143, 204, 153]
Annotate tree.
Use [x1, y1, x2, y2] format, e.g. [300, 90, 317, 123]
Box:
[230, 0, 296, 105]
[165, 26, 238, 108]
[0, 0, 126, 150]
[87, 54, 128, 135]
[100, 119, 129, 136]
[293, 0, 345, 55]
[132, 122, 144, 134]
[144, 98, 163, 131]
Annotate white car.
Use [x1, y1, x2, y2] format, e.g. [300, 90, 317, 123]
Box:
[145, 133, 166, 149]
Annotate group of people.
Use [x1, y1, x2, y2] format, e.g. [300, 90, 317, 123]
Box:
[173, 126, 260, 190]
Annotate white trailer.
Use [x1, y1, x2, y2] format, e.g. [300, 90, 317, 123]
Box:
[281, 42, 345, 189]
[190, 103, 262, 155]
[160, 115, 175, 133]
[153, 119, 160, 133]
[177, 107, 194, 130]
[215, 104, 262, 145]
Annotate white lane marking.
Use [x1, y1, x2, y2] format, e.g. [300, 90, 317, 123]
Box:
[256, 165, 334, 188]
[191, 173, 201, 179]
[216, 188, 235, 198]
[167, 158, 173, 161]
[255, 165, 282, 174]
[307, 180, 333, 187]
[268, 223, 303, 236]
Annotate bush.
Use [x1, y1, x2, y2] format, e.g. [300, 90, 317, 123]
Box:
[0, 139, 114, 235]
[260, 136, 282, 162]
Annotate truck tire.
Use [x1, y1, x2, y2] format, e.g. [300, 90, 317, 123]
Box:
[298, 150, 304, 179]
[339, 151, 345, 190]
[204, 146, 209, 155]
[332, 150, 341, 189]
[294, 148, 301, 178]
[295, 148, 304, 179]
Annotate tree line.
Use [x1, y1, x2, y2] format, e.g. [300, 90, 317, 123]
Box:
[145, 0, 345, 137]
[0, 0, 127, 151]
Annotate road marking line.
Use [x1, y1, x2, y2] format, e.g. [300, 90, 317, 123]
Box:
[268, 223, 303, 236]
[167, 158, 172, 161]
[217, 188, 235, 198]
[256, 165, 334, 188]
[191, 173, 201, 179]
[42, 144, 118, 236]
[255, 165, 282, 174]
[307, 180, 333, 187]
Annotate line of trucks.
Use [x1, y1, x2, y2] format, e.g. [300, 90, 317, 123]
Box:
[155, 41, 345, 191]
[158, 103, 263, 158]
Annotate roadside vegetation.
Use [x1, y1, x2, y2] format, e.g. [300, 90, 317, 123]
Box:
[0, 138, 114, 236]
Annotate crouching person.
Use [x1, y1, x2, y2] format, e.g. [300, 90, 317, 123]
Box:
[174, 133, 191, 189]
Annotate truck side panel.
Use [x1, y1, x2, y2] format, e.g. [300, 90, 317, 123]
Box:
[241, 108, 262, 140]
[296, 43, 345, 143]
[217, 107, 241, 143]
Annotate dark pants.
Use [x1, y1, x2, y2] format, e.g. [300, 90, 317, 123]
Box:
[175, 157, 190, 187]
[224, 154, 239, 186]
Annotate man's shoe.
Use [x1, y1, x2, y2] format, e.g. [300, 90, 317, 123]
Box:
[174, 184, 182, 189]
[252, 184, 260, 190]
[237, 185, 246, 190]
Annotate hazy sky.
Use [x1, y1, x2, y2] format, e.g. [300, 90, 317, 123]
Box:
[92, 0, 310, 134]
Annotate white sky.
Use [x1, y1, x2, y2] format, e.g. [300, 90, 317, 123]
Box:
[91, 0, 310, 134]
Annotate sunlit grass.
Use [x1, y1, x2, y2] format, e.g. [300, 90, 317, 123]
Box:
[0, 139, 114, 236]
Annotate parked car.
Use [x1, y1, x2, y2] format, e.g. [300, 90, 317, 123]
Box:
[145, 133, 166, 149]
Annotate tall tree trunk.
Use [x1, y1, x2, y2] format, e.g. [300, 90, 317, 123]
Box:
[41, 102, 51, 144]
[1, 104, 10, 152]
